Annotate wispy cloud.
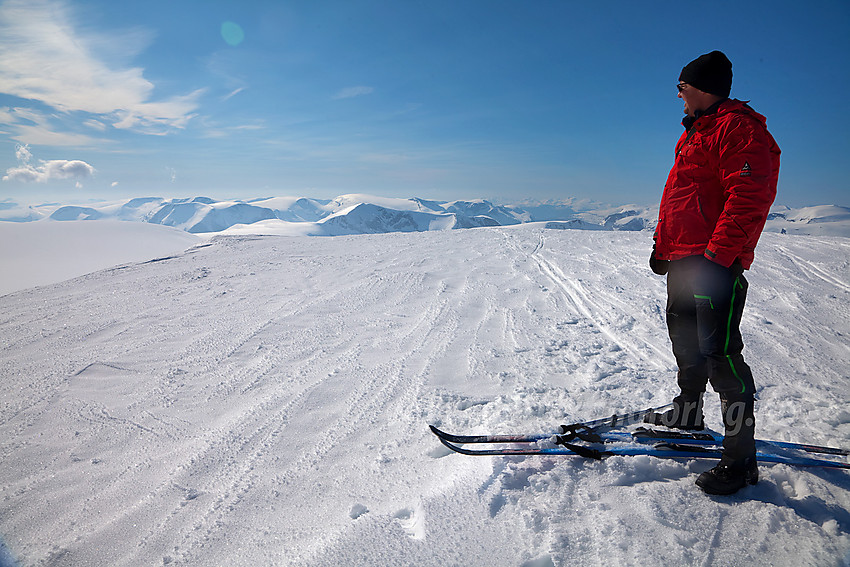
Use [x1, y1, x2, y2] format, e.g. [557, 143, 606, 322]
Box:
[222, 87, 246, 102]
[199, 117, 266, 139]
[359, 153, 410, 164]
[2, 144, 96, 184]
[332, 86, 375, 100]
[2, 107, 109, 147]
[0, 0, 203, 140]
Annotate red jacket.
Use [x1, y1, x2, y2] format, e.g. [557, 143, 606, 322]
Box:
[655, 99, 780, 269]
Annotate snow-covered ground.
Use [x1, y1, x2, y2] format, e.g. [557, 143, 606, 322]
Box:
[0, 223, 848, 566]
[0, 220, 202, 295]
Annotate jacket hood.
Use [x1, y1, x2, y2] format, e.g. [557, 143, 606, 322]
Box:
[683, 99, 767, 131]
[718, 99, 767, 126]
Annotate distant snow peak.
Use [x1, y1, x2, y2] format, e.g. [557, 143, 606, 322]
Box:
[764, 204, 850, 237]
[318, 202, 456, 235]
[4, 195, 848, 237]
[37, 194, 564, 235]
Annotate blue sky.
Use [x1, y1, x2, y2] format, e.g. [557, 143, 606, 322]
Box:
[0, 0, 847, 207]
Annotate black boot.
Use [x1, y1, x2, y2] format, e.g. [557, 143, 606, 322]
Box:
[696, 456, 759, 495]
[644, 395, 705, 431]
[696, 395, 758, 495]
[719, 395, 756, 463]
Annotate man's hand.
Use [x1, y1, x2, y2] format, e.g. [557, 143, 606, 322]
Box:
[650, 244, 670, 275]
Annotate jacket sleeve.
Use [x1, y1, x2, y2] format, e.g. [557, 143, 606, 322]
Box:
[705, 116, 777, 268]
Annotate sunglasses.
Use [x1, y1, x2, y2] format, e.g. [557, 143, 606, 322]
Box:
[677, 83, 688, 92]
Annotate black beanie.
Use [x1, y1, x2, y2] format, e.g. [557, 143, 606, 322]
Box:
[679, 51, 733, 98]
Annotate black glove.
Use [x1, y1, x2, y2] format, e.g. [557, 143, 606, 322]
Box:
[649, 244, 669, 275]
[701, 255, 744, 279]
[730, 260, 744, 279]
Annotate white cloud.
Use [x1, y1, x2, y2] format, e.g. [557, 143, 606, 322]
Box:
[332, 86, 375, 100]
[200, 118, 265, 139]
[3, 144, 95, 183]
[83, 119, 109, 132]
[15, 143, 32, 163]
[2, 107, 107, 146]
[222, 87, 245, 102]
[3, 160, 96, 183]
[0, 0, 203, 136]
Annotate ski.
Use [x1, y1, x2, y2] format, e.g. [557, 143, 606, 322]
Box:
[643, 443, 850, 469]
[434, 436, 850, 469]
[558, 403, 675, 433]
[430, 424, 849, 457]
[428, 404, 674, 446]
[631, 428, 850, 457]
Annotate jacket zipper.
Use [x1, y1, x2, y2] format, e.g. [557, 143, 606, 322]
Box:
[696, 196, 708, 223]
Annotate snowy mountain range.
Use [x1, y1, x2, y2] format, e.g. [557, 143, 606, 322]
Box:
[1, 194, 848, 237]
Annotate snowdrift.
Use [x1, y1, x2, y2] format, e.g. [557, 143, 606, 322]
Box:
[0, 220, 201, 295]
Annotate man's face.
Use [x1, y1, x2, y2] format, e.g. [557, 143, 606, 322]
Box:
[677, 83, 696, 116]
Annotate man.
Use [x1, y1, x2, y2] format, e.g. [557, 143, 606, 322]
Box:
[648, 51, 780, 495]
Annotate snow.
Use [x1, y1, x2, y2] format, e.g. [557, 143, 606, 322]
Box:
[0, 220, 848, 566]
[0, 220, 202, 295]
[765, 205, 850, 237]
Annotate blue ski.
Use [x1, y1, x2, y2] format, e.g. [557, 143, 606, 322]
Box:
[429, 404, 674, 446]
[434, 436, 850, 469]
[430, 424, 849, 457]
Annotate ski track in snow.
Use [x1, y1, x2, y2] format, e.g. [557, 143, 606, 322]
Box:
[513, 230, 675, 372]
[0, 226, 848, 566]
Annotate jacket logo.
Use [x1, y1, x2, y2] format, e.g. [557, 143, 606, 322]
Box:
[740, 162, 752, 177]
